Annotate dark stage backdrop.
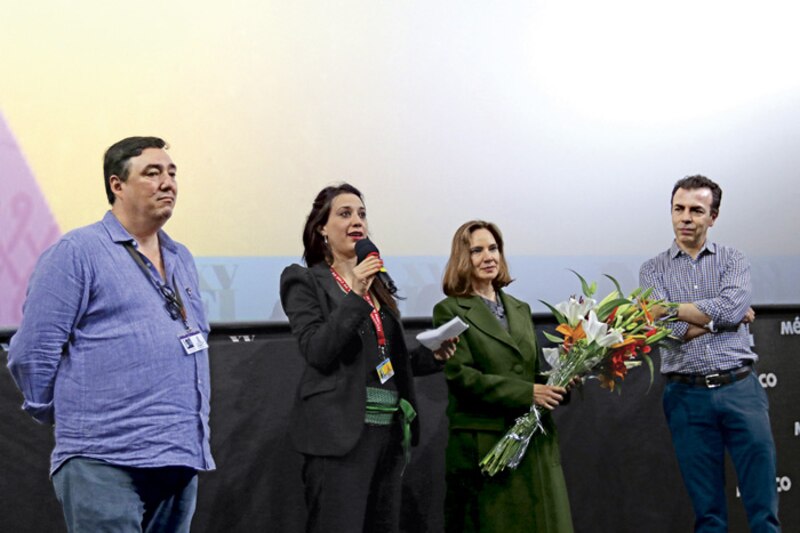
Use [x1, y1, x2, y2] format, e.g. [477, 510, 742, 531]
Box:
[1, 306, 797, 532]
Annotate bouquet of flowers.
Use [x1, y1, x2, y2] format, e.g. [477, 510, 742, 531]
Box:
[479, 271, 676, 476]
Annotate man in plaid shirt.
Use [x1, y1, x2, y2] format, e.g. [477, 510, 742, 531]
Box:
[639, 175, 780, 532]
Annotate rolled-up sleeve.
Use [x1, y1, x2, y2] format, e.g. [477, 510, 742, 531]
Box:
[692, 249, 752, 326]
[639, 257, 690, 339]
[7, 239, 87, 424]
[639, 259, 666, 301]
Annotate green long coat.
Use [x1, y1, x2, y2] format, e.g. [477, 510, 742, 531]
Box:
[433, 291, 574, 533]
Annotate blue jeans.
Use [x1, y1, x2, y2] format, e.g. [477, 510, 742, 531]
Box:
[52, 457, 198, 533]
[663, 372, 780, 533]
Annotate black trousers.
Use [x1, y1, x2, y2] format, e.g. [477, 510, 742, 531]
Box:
[302, 422, 404, 533]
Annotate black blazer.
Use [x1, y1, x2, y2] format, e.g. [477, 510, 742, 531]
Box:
[280, 263, 440, 457]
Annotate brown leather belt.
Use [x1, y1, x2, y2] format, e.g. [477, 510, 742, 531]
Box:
[666, 364, 752, 389]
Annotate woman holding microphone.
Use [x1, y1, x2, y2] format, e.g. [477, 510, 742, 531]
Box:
[433, 220, 573, 533]
[280, 183, 456, 533]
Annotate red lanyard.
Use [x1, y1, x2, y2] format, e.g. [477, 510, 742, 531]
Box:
[329, 267, 387, 349]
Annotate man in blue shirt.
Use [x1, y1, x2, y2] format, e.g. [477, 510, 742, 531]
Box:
[640, 175, 780, 532]
[8, 137, 215, 532]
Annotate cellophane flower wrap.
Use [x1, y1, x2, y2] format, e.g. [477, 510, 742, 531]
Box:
[479, 271, 677, 476]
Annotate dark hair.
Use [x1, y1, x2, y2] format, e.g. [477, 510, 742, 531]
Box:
[442, 220, 513, 297]
[302, 183, 364, 266]
[301, 183, 399, 314]
[103, 136, 168, 204]
[671, 175, 722, 217]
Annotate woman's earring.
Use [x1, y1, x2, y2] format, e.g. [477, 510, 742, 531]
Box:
[323, 235, 328, 246]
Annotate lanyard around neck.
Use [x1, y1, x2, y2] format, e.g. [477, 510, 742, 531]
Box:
[329, 267, 387, 349]
[123, 242, 188, 327]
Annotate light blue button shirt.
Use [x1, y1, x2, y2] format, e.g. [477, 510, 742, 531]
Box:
[8, 211, 215, 475]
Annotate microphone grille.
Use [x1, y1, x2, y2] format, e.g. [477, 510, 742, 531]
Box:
[355, 238, 379, 263]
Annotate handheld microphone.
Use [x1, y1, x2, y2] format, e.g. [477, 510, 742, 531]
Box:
[355, 238, 398, 294]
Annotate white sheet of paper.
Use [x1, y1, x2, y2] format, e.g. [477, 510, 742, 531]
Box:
[416, 316, 469, 351]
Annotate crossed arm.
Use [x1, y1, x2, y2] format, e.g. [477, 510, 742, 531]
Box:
[639, 250, 755, 342]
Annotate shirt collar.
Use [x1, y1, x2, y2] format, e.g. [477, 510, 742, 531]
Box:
[101, 211, 177, 253]
[669, 239, 717, 259]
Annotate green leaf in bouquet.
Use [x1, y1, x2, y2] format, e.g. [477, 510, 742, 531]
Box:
[596, 290, 623, 311]
[542, 331, 565, 344]
[538, 300, 567, 325]
[604, 273, 624, 298]
[645, 329, 671, 344]
[568, 269, 595, 298]
[639, 286, 654, 300]
[612, 303, 632, 325]
[596, 298, 632, 322]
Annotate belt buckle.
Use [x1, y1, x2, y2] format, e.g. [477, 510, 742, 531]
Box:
[704, 373, 721, 388]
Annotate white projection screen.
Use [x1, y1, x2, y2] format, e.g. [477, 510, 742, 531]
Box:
[2, 1, 799, 325]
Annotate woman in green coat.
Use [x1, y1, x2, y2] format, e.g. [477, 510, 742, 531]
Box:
[433, 220, 574, 533]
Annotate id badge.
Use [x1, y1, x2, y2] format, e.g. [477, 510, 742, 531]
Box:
[376, 357, 395, 384]
[179, 330, 209, 355]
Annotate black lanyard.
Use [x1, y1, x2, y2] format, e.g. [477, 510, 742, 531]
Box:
[122, 242, 189, 328]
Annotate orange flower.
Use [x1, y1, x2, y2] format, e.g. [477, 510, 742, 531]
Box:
[599, 374, 616, 391]
[639, 298, 653, 323]
[610, 337, 639, 350]
[556, 321, 586, 351]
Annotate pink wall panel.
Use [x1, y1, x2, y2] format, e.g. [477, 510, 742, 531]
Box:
[0, 112, 61, 327]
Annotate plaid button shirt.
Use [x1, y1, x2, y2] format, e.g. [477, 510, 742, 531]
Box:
[639, 240, 756, 375]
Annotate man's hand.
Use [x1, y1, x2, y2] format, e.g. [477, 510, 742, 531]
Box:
[684, 324, 708, 341]
[648, 304, 671, 321]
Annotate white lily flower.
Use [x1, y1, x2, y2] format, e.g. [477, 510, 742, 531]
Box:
[581, 310, 624, 348]
[555, 296, 596, 327]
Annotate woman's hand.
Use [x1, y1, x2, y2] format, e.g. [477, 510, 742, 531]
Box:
[433, 337, 459, 361]
[566, 375, 582, 391]
[533, 384, 567, 410]
[350, 256, 383, 296]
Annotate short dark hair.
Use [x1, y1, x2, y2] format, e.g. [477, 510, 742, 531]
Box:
[671, 175, 722, 217]
[103, 136, 168, 204]
[442, 220, 513, 297]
